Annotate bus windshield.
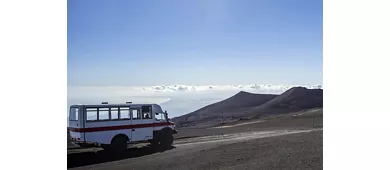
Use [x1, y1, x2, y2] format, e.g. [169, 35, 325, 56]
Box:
[155, 112, 166, 121]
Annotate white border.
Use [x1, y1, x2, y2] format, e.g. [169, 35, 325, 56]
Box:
[324, 0, 390, 169]
[1, 0, 390, 169]
[0, 0, 66, 169]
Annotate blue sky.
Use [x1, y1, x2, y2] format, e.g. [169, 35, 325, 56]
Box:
[68, 0, 322, 86]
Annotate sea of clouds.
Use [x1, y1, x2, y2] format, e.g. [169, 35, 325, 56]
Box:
[67, 84, 322, 119]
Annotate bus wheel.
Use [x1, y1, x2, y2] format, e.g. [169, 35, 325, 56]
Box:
[150, 139, 159, 147]
[111, 136, 128, 153]
[159, 133, 174, 149]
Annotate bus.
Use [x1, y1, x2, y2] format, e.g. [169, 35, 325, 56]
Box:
[68, 102, 177, 152]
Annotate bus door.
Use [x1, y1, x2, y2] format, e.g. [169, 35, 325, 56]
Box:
[129, 105, 153, 142]
[129, 106, 142, 141]
[140, 105, 154, 140]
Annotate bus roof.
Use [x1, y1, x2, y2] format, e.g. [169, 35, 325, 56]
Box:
[70, 103, 161, 108]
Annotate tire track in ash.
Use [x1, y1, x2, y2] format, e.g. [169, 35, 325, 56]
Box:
[174, 129, 322, 147]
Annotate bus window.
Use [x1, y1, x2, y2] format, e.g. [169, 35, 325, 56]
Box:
[132, 109, 140, 119]
[86, 108, 98, 121]
[119, 107, 130, 119]
[69, 107, 79, 121]
[142, 106, 152, 119]
[111, 107, 119, 120]
[99, 107, 109, 120]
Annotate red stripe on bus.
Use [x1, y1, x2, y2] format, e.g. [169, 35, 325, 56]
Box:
[69, 122, 175, 133]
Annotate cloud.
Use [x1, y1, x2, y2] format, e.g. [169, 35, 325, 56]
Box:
[67, 84, 322, 118]
[67, 83, 322, 105]
[68, 84, 322, 96]
[142, 84, 322, 93]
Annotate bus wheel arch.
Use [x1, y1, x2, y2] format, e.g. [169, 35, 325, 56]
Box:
[161, 127, 174, 134]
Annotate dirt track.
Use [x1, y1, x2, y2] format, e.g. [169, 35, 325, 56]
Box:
[68, 129, 322, 169]
[68, 109, 323, 169]
[173, 108, 323, 139]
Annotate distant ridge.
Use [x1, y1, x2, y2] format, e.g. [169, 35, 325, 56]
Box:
[171, 86, 323, 128]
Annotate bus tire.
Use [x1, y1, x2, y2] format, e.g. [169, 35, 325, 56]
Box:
[110, 135, 128, 153]
[150, 139, 159, 147]
[159, 133, 174, 149]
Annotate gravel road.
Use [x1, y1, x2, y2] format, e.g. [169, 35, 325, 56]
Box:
[68, 129, 322, 170]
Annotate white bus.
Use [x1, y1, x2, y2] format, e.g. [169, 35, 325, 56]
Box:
[68, 102, 177, 152]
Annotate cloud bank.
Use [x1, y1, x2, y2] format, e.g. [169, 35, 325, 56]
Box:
[143, 84, 322, 93]
[68, 84, 322, 97]
[67, 84, 322, 118]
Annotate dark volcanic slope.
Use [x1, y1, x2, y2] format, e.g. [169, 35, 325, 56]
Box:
[248, 87, 323, 116]
[172, 87, 323, 128]
[171, 91, 277, 126]
[192, 91, 277, 114]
